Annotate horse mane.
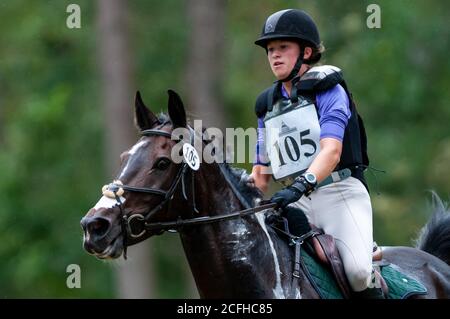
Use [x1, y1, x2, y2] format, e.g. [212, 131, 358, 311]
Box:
[154, 114, 263, 205]
[415, 191, 450, 265]
[219, 163, 264, 203]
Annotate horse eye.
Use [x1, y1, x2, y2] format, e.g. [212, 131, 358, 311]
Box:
[154, 158, 171, 170]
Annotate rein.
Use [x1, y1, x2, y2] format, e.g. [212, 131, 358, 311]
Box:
[143, 202, 276, 232]
[102, 126, 276, 258]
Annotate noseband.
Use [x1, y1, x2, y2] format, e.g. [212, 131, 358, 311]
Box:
[102, 126, 275, 259]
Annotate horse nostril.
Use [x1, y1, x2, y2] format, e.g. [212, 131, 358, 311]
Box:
[80, 217, 89, 231]
[86, 217, 112, 239]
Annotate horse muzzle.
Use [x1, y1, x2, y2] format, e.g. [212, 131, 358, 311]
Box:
[80, 215, 124, 259]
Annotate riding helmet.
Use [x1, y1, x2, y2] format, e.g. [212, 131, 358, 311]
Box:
[255, 9, 321, 49]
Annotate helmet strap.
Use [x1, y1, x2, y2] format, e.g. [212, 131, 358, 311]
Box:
[281, 47, 304, 82]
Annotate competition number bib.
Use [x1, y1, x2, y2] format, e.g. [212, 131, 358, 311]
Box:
[264, 103, 321, 180]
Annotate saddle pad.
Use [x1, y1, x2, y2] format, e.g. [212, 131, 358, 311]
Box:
[380, 264, 427, 299]
[300, 249, 427, 299]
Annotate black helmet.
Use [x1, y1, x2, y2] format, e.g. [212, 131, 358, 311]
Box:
[255, 9, 320, 49]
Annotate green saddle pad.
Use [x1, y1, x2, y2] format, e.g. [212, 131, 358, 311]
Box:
[301, 249, 428, 299]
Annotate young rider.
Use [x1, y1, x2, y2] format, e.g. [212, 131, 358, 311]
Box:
[249, 9, 384, 298]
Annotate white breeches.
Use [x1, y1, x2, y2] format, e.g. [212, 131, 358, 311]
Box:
[291, 176, 373, 292]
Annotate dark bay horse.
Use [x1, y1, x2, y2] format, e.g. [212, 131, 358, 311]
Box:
[81, 90, 450, 298]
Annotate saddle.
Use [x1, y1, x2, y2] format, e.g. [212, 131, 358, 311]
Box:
[266, 214, 388, 299]
[306, 226, 388, 299]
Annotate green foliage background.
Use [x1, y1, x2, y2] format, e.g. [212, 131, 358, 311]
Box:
[0, 0, 448, 297]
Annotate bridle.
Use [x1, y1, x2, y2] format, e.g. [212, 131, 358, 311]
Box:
[101, 125, 276, 259]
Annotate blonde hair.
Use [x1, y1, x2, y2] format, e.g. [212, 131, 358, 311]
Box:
[299, 40, 325, 65]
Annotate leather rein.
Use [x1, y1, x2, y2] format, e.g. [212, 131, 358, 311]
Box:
[102, 127, 276, 258]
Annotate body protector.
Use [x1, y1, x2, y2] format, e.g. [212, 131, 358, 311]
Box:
[255, 65, 369, 187]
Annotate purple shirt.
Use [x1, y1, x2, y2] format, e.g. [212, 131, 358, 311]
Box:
[254, 84, 350, 166]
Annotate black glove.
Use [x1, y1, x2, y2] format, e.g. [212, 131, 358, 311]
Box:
[270, 174, 316, 209]
[270, 184, 305, 209]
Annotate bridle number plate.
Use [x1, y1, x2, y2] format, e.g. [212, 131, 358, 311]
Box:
[182, 143, 200, 171]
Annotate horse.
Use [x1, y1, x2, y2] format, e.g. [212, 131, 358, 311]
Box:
[81, 90, 450, 298]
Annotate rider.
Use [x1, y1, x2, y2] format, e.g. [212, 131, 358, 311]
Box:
[249, 9, 384, 299]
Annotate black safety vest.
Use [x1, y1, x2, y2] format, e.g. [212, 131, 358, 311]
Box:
[255, 66, 370, 188]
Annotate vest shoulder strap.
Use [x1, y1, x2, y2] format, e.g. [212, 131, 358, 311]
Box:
[300, 66, 370, 168]
[255, 82, 281, 118]
[297, 65, 344, 93]
[256, 65, 344, 117]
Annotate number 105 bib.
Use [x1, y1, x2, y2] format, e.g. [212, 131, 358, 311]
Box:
[264, 101, 321, 181]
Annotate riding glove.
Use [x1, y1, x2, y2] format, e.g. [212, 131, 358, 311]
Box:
[270, 174, 316, 209]
[270, 185, 305, 209]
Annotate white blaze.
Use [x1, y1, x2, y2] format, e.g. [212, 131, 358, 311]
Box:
[94, 196, 126, 210]
[119, 140, 148, 179]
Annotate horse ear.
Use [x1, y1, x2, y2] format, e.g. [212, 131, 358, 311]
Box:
[167, 89, 187, 128]
[135, 91, 159, 130]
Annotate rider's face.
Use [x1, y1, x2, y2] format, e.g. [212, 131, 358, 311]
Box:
[267, 40, 301, 80]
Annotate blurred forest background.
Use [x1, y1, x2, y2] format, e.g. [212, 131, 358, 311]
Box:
[0, 0, 448, 298]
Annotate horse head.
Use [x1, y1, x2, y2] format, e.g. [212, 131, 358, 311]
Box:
[80, 90, 192, 259]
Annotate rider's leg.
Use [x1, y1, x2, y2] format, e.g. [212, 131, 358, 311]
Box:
[305, 176, 384, 298]
[353, 268, 386, 299]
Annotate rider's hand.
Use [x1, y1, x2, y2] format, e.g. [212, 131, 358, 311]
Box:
[270, 174, 317, 209]
[269, 186, 304, 209]
[240, 173, 255, 188]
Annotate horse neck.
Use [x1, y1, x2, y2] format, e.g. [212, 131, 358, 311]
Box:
[169, 162, 245, 217]
[176, 163, 294, 298]
[194, 163, 243, 215]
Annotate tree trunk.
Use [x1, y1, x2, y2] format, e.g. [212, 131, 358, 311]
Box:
[184, 0, 227, 297]
[96, 0, 156, 299]
[185, 0, 227, 131]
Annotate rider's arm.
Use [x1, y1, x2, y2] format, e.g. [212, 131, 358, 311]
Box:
[307, 84, 350, 183]
[250, 165, 271, 193]
[306, 137, 342, 183]
[250, 117, 271, 193]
